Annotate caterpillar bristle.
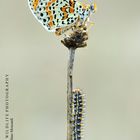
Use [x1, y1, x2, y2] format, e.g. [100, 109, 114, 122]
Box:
[70, 89, 86, 140]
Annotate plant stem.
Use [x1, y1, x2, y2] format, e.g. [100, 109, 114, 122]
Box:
[67, 48, 75, 94]
[67, 47, 75, 140]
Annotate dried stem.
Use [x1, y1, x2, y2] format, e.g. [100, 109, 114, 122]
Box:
[61, 23, 88, 140]
[67, 47, 75, 140]
[67, 48, 75, 94]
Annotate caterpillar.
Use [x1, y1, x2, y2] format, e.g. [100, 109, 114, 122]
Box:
[70, 89, 86, 140]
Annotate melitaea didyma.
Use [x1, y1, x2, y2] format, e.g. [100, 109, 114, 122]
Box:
[28, 0, 96, 35]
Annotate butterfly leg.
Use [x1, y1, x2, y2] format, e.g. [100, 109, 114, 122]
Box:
[75, 17, 94, 31]
[86, 20, 95, 31]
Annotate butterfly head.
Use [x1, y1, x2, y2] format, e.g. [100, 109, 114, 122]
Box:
[89, 2, 97, 13]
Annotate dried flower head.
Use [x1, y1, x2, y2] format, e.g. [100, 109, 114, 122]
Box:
[61, 23, 88, 49]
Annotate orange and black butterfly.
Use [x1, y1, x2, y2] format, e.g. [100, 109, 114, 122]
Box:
[28, 0, 96, 35]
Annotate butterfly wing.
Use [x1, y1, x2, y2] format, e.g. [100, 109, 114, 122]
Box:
[28, 0, 79, 32]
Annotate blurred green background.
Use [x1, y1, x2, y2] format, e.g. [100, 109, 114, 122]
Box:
[0, 0, 140, 140]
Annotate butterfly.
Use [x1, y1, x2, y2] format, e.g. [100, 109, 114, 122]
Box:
[28, 0, 96, 35]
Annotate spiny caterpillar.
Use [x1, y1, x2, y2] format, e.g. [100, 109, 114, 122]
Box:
[70, 89, 86, 140]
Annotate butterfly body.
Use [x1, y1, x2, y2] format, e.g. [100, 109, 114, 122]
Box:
[28, 0, 96, 35]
